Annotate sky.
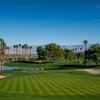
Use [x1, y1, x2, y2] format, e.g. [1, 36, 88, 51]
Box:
[0, 0, 100, 46]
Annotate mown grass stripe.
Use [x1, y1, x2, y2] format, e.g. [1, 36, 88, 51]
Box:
[67, 77, 100, 93]
[35, 78, 52, 95]
[61, 78, 99, 95]
[13, 77, 21, 92]
[1, 79, 12, 91]
[34, 77, 55, 95]
[29, 75, 45, 95]
[27, 75, 40, 94]
[40, 77, 64, 95]
[0, 69, 100, 100]
[32, 75, 52, 95]
[21, 76, 29, 93]
[17, 76, 25, 93]
[40, 78, 63, 95]
[5, 79, 15, 91]
[72, 76, 100, 86]
[9, 78, 19, 92]
[25, 76, 43, 95]
[59, 75, 100, 94]
[82, 77, 100, 87]
[61, 74, 100, 94]
[46, 72, 98, 93]
[46, 77, 85, 96]
[43, 76, 76, 95]
[43, 77, 74, 95]
[34, 73, 66, 95]
[0, 80, 8, 90]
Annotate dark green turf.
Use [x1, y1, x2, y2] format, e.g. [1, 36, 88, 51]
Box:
[4, 61, 60, 69]
[0, 70, 100, 100]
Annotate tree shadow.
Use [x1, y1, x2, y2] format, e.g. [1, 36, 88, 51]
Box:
[58, 64, 99, 70]
[13, 61, 99, 70]
[14, 61, 53, 64]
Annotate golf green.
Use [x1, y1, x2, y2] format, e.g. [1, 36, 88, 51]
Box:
[0, 70, 100, 100]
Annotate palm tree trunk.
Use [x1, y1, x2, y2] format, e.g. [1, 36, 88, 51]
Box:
[30, 48, 31, 57]
[84, 44, 87, 66]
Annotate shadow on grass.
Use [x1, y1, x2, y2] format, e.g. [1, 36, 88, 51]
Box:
[9, 61, 99, 70]
[47, 65, 100, 70]
[58, 65, 99, 69]
[14, 61, 53, 64]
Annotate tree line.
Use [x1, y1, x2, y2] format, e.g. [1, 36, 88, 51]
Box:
[37, 41, 100, 65]
[0, 38, 100, 65]
[37, 43, 82, 63]
[85, 43, 100, 65]
[6, 44, 32, 56]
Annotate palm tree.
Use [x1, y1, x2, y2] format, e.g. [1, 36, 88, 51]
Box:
[80, 47, 82, 51]
[6, 46, 10, 56]
[83, 40, 88, 66]
[15, 45, 18, 61]
[0, 38, 6, 65]
[15, 45, 18, 55]
[72, 48, 74, 52]
[5, 46, 10, 62]
[23, 44, 28, 55]
[18, 44, 21, 55]
[75, 48, 77, 52]
[0, 38, 6, 47]
[13, 45, 16, 55]
[83, 40, 88, 51]
[29, 46, 32, 57]
[22, 45, 24, 56]
[22, 44, 28, 60]
[25, 44, 28, 57]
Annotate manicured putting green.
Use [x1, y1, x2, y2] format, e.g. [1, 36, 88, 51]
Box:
[0, 70, 100, 100]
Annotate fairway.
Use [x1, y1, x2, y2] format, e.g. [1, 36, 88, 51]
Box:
[0, 70, 100, 100]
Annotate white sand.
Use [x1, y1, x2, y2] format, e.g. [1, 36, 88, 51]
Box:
[0, 75, 7, 79]
[79, 68, 100, 74]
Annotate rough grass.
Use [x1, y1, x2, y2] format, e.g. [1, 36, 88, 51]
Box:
[4, 61, 100, 70]
[0, 69, 100, 100]
[4, 61, 59, 69]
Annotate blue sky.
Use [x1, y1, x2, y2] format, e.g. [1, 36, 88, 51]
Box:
[0, 0, 100, 45]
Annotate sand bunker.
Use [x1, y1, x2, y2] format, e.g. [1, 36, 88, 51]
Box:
[79, 68, 100, 74]
[0, 75, 7, 79]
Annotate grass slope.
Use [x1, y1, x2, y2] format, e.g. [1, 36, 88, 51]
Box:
[0, 70, 100, 100]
